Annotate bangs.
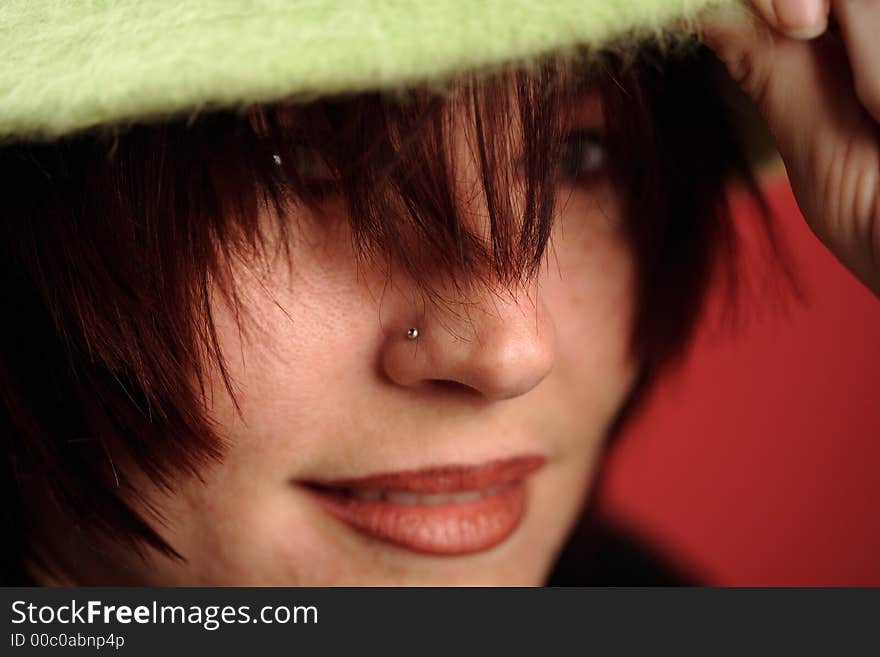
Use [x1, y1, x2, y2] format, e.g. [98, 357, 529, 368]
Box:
[236, 60, 578, 297]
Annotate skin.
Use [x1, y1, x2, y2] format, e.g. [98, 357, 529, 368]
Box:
[35, 95, 641, 585]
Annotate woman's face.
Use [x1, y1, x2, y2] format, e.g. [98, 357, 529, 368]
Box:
[59, 96, 639, 585]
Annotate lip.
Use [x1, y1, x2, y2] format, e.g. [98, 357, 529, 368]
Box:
[299, 455, 545, 556]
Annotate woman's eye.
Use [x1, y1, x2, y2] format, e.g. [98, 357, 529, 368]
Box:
[290, 144, 335, 182]
[274, 143, 339, 197]
[557, 130, 607, 185]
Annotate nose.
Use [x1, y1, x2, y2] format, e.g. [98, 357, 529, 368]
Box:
[380, 282, 556, 401]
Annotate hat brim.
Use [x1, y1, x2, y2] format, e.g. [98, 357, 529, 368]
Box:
[0, 0, 735, 141]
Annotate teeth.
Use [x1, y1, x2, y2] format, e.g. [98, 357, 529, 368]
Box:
[348, 484, 506, 505]
[353, 489, 383, 502]
[384, 490, 483, 505]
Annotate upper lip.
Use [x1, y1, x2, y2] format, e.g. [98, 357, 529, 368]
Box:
[301, 454, 546, 495]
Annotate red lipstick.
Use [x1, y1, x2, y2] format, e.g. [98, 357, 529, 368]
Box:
[301, 455, 545, 556]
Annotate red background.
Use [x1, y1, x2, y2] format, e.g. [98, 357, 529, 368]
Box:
[602, 171, 880, 585]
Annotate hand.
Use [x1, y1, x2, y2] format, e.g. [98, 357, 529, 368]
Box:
[700, 0, 880, 296]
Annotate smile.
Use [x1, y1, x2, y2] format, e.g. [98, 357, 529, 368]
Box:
[300, 455, 546, 556]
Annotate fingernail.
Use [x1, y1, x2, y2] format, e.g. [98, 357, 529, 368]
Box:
[772, 0, 828, 39]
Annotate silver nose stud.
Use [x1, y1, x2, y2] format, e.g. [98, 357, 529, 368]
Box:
[406, 327, 419, 340]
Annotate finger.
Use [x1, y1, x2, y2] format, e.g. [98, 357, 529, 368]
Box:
[698, 6, 827, 128]
[752, 0, 831, 39]
[698, 5, 869, 160]
[699, 5, 880, 290]
[833, 0, 880, 121]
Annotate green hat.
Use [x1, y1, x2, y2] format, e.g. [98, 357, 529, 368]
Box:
[0, 0, 736, 141]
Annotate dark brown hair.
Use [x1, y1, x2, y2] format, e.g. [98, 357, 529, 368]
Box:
[0, 41, 770, 583]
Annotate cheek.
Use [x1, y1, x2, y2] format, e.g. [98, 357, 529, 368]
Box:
[139, 233, 385, 582]
[203, 236, 379, 474]
[543, 185, 637, 399]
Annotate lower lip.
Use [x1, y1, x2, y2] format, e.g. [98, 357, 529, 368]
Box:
[303, 479, 533, 556]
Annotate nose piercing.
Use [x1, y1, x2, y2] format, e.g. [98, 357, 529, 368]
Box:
[406, 327, 419, 340]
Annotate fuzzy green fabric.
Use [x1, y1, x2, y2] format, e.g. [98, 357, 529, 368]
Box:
[0, 0, 738, 141]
